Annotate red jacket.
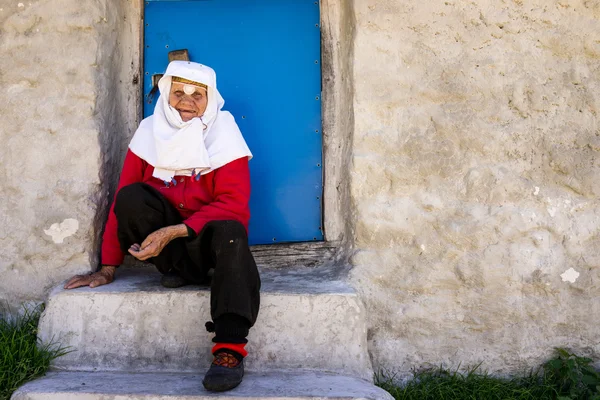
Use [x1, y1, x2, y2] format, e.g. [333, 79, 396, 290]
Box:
[101, 149, 251, 266]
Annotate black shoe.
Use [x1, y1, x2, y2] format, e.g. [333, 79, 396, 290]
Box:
[160, 271, 188, 288]
[202, 350, 244, 392]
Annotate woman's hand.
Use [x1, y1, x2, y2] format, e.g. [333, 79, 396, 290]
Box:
[64, 265, 116, 290]
[128, 224, 189, 261]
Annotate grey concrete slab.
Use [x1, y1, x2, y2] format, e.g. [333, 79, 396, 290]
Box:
[51, 266, 354, 296]
[12, 371, 394, 400]
[39, 267, 372, 380]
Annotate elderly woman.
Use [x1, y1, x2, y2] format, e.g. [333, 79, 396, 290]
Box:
[64, 61, 260, 392]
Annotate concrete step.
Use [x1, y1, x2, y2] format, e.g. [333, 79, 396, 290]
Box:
[11, 370, 394, 400]
[39, 267, 372, 380]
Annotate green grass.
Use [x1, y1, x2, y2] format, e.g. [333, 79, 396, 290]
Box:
[0, 305, 69, 400]
[376, 349, 600, 400]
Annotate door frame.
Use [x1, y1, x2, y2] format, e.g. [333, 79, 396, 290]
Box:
[137, 0, 355, 268]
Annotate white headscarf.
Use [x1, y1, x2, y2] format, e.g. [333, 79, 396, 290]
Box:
[129, 61, 252, 182]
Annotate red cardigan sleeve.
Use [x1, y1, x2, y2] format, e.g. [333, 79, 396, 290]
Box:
[183, 157, 251, 235]
[100, 150, 147, 266]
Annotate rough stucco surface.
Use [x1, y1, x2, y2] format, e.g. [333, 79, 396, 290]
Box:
[0, 0, 139, 308]
[321, 0, 355, 245]
[348, 0, 600, 376]
[1, 0, 599, 381]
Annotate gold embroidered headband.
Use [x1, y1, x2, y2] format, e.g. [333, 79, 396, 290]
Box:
[172, 76, 208, 89]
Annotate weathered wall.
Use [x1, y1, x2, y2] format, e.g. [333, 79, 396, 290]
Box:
[1, 0, 599, 379]
[321, 0, 355, 246]
[0, 0, 140, 309]
[349, 0, 600, 375]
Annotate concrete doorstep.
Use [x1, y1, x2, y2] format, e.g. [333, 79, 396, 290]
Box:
[37, 267, 373, 379]
[11, 370, 394, 399]
[15, 267, 394, 399]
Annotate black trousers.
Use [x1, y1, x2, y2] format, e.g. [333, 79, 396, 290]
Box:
[113, 183, 261, 344]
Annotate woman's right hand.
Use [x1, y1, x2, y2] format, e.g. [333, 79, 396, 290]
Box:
[64, 265, 116, 290]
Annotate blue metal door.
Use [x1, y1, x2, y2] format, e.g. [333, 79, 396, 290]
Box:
[144, 0, 323, 245]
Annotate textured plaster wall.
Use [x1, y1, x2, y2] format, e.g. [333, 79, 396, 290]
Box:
[0, 0, 140, 308]
[348, 0, 600, 375]
[1, 0, 598, 379]
[321, 0, 355, 246]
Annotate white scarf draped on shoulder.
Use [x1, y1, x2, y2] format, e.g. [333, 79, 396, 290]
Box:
[129, 61, 252, 182]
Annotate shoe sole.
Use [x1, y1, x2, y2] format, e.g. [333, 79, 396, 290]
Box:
[202, 380, 242, 392]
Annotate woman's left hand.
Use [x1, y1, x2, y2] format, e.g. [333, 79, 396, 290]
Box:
[128, 224, 188, 261]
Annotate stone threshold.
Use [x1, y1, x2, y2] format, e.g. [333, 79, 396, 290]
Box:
[41, 266, 371, 380]
[12, 370, 393, 399]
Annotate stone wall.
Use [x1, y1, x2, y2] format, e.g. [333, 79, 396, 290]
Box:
[349, 0, 600, 375]
[0, 0, 140, 309]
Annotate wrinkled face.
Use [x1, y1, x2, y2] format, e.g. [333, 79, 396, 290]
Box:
[169, 81, 208, 122]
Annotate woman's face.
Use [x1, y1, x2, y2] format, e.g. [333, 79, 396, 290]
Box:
[169, 81, 208, 122]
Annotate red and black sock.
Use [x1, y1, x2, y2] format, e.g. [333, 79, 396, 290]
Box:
[206, 313, 250, 361]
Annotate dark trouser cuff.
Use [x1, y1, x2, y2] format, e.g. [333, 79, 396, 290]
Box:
[213, 313, 250, 344]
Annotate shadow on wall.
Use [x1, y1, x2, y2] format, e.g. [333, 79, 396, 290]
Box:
[90, 0, 142, 270]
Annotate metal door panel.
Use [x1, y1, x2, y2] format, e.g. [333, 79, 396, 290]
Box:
[144, 0, 323, 244]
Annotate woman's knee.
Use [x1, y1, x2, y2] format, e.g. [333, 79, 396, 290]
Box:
[114, 183, 150, 217]
[208, 220, 248, 250]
